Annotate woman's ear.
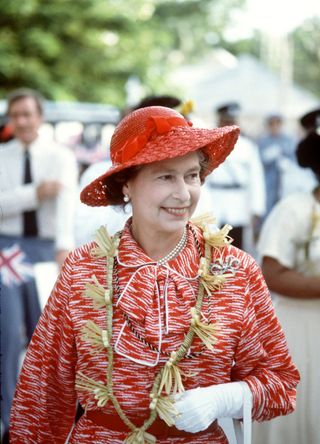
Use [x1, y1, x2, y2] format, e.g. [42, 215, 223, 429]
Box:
[122, 182, 129, 197]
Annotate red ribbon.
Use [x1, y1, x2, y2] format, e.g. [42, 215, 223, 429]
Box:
[113, 115, 192, 163]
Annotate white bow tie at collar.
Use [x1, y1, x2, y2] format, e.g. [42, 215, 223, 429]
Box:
[114, 262, 199, 367]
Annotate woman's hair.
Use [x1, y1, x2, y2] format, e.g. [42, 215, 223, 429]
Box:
[198, 150, 210, 181]
[104, 149, 210, 207]
[296, 132, 320, 181]
[103, 166, 142, 207]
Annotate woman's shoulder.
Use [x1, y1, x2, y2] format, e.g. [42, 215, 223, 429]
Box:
[192, 222, 259, 280]
[68, 242, 95, 262]
[189, 220, 256, 270]
[217, 243, 257, 271]
[58, 241, 111, 293]
[64, 241, 107, 269]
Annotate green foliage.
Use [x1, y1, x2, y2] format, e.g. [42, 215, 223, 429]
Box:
[0, 0, 243, 106]
[221, 30, 262, 59]
[1, 0, 318, 105]
[291, 17, 320, 98]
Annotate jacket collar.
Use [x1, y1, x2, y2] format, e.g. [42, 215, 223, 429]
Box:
[113, 220, 204, 366]
[116, 219, 202, 279]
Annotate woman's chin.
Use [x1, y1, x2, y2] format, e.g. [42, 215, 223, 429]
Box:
[158, 216, 189, 234]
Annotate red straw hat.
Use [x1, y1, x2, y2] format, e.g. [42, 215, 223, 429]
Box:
[81, 106, 239, 206]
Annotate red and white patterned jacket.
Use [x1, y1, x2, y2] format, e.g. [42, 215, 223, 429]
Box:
[10, 222, 299, 443]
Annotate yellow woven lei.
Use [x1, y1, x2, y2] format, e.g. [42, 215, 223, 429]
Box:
[76, 215, 232, 443]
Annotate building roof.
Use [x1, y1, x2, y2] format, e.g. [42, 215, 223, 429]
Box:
[169, 51, 319, 127]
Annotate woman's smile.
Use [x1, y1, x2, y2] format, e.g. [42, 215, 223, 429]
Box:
[162, 207, 190, 217]
[123, 151, 201, 239]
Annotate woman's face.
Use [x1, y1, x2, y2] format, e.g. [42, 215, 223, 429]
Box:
[123, 151, 202, 236]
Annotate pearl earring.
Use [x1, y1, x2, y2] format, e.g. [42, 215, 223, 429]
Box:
[123, 194, 130, 203]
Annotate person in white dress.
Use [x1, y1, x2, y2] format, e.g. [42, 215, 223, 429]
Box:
[254, 130, 320, 444]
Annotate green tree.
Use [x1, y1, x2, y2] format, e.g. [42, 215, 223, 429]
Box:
[291, 17, 320, 97]
[0, 0, 243, 106]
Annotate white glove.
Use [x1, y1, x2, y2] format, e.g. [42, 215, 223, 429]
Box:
[173, 382, 252, 433]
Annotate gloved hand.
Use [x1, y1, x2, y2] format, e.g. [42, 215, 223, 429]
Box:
[173, 381, 252, 433]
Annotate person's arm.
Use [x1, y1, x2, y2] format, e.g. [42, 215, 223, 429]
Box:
[263, 256, 320, 299]
[0, 181, 62, 217]
[0, 184, 38, 216]
[10, 253, 78, 443]
[231, 256, 300, 422]
[248, 141, 266, 219]
[258, 194, 320, 299]
[172, 253, 299, 431]
[54, 147, 78, 255]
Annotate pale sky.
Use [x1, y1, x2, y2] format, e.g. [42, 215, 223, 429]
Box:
[226, 0, 320, 39]
[246, 0, 320, 33]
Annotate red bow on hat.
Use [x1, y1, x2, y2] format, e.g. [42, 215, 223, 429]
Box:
[113, 115, 193, 164]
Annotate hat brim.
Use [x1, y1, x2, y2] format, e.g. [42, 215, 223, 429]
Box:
[80, 124, 240, 206]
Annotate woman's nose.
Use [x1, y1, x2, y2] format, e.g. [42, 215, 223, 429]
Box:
[172, 179, 190, 202]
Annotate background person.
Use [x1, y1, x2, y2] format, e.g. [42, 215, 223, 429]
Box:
[0, 88, 78, 442]
[10, 106, 299, 443]
[254, 130, 320, 444]
[0, 122, 13, 143]
[204, 102, 266, 250]
[299, 107, 320, 134]
[257, 113, 296, 217]
[280, 107, 320, 198]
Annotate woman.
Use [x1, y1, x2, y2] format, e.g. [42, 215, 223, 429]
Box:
[10, 106, 299, 443]
[254, 131, 320, 444]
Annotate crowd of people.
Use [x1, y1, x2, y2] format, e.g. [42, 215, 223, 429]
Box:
[0, 88, 319, 444]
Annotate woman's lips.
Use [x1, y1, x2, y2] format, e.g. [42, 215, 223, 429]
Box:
[163, 207, 188, 216]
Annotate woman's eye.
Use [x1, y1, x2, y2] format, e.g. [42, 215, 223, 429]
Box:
[159, 175, 172, 181]
[187, 173, 200, 180]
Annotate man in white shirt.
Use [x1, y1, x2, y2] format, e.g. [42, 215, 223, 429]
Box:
[0, 89, 78, 440]
[205, 102, 266, 251]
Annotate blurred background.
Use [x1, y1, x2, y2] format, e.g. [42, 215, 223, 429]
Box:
[0, 0, 319, 138]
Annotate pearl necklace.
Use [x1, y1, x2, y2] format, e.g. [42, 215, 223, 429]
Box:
[157, 227, 187, 266]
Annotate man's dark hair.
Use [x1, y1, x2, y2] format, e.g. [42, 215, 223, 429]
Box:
[6, 88, 44, 116]
[133, 95, 181, 111]
[296, 132, 320, 181]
